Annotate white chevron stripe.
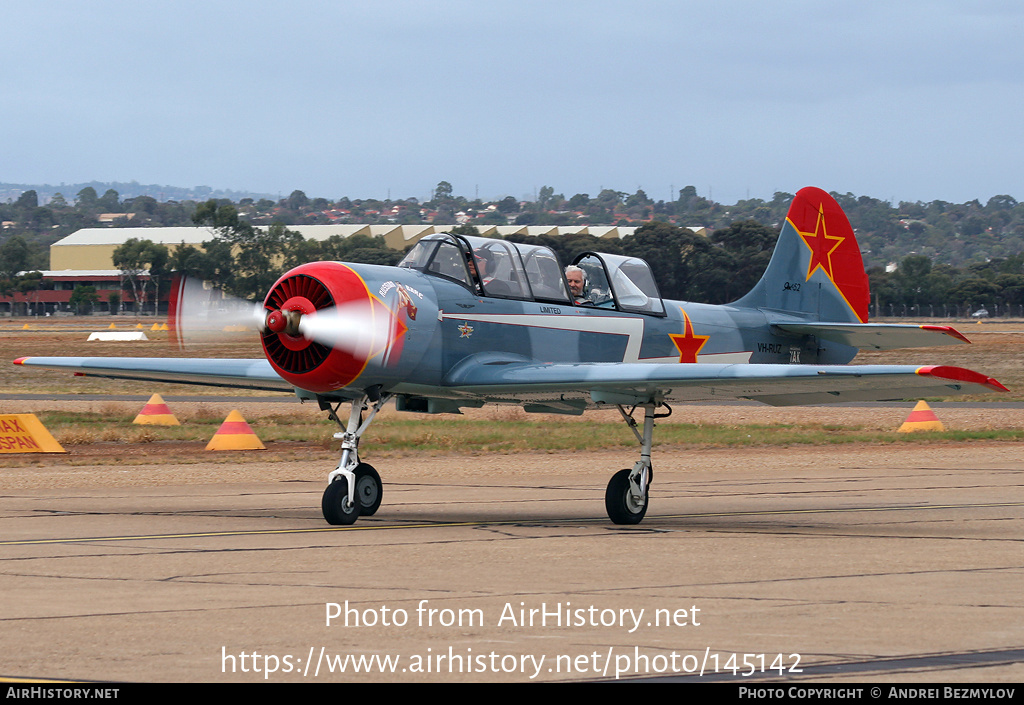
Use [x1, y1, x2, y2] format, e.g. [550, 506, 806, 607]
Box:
[440, 312, 751, 364]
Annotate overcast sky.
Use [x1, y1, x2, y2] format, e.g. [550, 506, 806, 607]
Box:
[4, 1, 1022, 205]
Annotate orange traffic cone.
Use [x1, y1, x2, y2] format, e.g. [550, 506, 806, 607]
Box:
[133, 393, 180, 426]
[206, 410, 265, 450]
[898, 400, 945, 433]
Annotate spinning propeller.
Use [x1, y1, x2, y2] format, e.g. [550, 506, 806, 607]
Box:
[168, 276, 265, 344]
[169, 275, 388, 357]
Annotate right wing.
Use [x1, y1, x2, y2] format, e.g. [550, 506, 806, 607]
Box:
[13, 357, 294, 393]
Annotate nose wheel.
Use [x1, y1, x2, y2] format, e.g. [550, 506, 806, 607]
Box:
[322, 463, 383, 524]
[321, 393, 391, 525]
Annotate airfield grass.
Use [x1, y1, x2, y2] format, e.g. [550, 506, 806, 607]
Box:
[32, 408, 1024, 453]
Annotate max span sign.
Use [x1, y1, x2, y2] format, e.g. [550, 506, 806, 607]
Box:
[0, 414, 66, 453]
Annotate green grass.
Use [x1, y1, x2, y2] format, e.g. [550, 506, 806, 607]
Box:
[34, 412, 1024, 452]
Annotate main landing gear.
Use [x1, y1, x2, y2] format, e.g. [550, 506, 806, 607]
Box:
[319, 394, 667, 526]
[321, 392, 391, 525]
[604, 402, 670, 525]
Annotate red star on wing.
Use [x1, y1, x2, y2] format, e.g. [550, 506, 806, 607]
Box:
[797, 203, 845, 281]
[669, 309, 709, 364]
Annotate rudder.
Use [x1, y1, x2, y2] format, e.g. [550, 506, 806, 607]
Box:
[733, 187, 869, 323]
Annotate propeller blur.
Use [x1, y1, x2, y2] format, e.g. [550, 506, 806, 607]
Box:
[168, 275, 266, 344]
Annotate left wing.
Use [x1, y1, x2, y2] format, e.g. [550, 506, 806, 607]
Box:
[441, 360, 1007, 407]
[13, 357, 293, 393]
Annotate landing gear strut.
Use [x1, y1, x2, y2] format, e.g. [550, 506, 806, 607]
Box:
[605, 402, 669, 525]
[321, 392, 391, 525]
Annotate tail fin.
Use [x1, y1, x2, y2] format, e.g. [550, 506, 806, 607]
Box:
[733, 187, 869, 323]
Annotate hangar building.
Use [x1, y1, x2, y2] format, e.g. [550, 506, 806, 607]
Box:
[48, 224, 644, 271]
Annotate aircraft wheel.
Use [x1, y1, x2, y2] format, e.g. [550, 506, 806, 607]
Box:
[322, 477, 359, 525]
[354, 463, 382, 516]
[605, 468, 648, 525]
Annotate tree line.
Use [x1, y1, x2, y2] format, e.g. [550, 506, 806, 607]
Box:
[3, 183, 1024, 316]
[5, 182, 1024, 268]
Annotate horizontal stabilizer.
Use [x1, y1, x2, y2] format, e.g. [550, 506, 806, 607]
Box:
[771, 322, 970, 351]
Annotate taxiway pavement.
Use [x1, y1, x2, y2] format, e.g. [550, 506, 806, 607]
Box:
[2, 444, 1023, 682]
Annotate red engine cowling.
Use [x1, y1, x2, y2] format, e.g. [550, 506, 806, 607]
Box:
[261, 262, 382, 393]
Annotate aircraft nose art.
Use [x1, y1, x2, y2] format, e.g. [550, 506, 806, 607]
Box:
[261, 262, 400, 392]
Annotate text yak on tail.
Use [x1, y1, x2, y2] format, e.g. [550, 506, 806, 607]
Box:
[16, 187, 1007, 525]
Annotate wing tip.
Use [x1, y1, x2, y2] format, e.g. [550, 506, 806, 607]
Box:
[13, 357, 27, 366]
[916, 365, 1008, 392]
[919, 325, 971, 344]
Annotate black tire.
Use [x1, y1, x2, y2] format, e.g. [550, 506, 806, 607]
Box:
[354, 463, 382, 516]
[322, 477, 359, 525]
[605, 468, 648, 525]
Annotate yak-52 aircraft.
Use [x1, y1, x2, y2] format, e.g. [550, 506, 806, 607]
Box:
[15, 187, 1007, 525]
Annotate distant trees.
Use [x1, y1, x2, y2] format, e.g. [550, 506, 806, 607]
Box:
[15, 190, 38, 210]
[496, 196, 519, 214]
[0, 235, 46, 314]
[112, 238, 169, 313]
[433, 181, 453, 202]
[69, 285, 99, 314]
[98, 189, 121, 212]
[6, 178, 1024, 316]
[0, 235, 32, 280]
[620, 220, 776, 302]
[10, 271, 44, 315]
[75, 187, 98, 208]
[868, 252, 1024, 316]
[191, 200, 283, 298]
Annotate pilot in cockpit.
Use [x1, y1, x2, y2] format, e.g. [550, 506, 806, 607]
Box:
[468, 249, 498, 294]
[564, 265, 589, 305]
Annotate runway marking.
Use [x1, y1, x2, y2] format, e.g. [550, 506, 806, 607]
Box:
[3, 501, 1022, 546]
